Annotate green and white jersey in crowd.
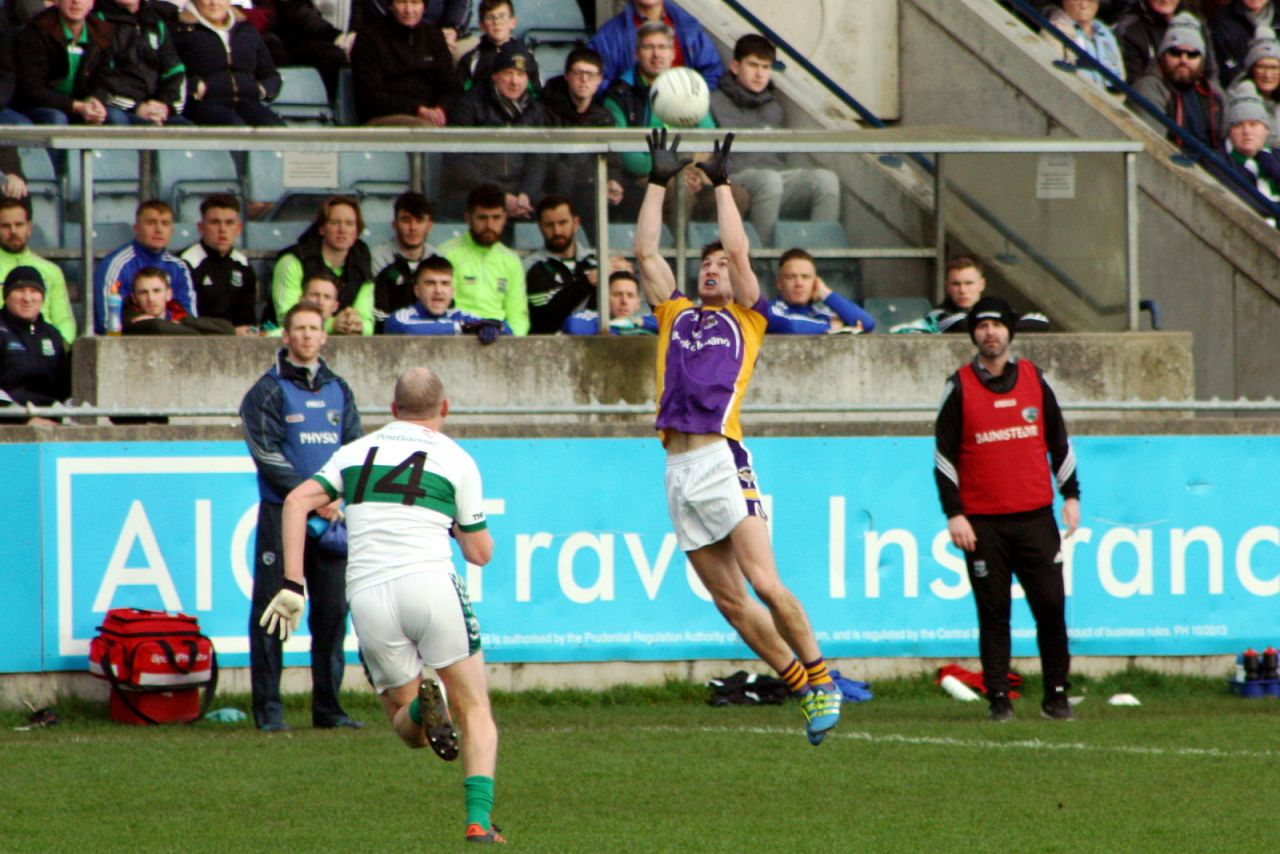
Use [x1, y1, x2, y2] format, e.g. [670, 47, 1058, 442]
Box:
[312, 420, 487, 599]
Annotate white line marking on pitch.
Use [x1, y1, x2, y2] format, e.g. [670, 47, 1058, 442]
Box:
[631, 725, 1280, 760]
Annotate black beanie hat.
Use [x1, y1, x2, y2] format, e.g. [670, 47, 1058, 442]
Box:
[3, 265, 45, 298]
[968, 296, 1016, 343]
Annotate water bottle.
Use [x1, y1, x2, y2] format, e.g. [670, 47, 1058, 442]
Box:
[306, 516, 329, 538]
[1263, 647, 1279, 680]
[105, 285, 123, 335]
[1243, 648, 1260, 681]
[1235, 654, 1247, 683]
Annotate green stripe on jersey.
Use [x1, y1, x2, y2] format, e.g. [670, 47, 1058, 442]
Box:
[312, 474, 338, 500]
[341, 463, 457, 518]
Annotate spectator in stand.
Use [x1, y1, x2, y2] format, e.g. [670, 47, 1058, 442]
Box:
[590, 0, 722, 91]
[1115, 1, 1202, 83]
[1130, 13, 1225, 148]
[561, 270, 658, 335]
[175, 0, 285, 126]
[122, 266, 236, 334]
[0, 266, 69, 424]
[765, 248, 876, 335]
[95, 0, 192, 126]
[261, 0, 353, 100]
[525, 195, 598, 334]
[457, 0, 540, 94]
[371, 191, 441, 329]
[1218, 81, 1280, 217]
[604, 22, 743, 223]
[908, 255, 1050, 334]
[1212, 0, 1276, 86]
[1233, 26, 1280, 144]
[1046, 0, 1125, 89]
[301, 272, 342, 326]
[94, 200, 198, 335]
[440, 183, 529, 335]
[448, 41, 550, 220]
[13, 0, 118, 126]
[180, 194, 258, 335]
[0, 151, 25, 199]
[384, 254, 508, 341]
[0, 198, 76, 342]
[351, 0, 461, 126]
[0, 14, 35, 125]
[710, 34, 841, 246]
[350, 0, 475, 62]
[542, 46, 625, 236]
[272, 195, 374, 335]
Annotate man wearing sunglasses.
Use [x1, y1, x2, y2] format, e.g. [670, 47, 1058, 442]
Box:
[1130, 11, 1226, 148]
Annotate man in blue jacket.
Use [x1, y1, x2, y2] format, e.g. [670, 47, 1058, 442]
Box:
[240, 300, 363, 731]
[590, 0, 722, 91]
[93, 200, 197, 334]
[384, 254, 507, 341]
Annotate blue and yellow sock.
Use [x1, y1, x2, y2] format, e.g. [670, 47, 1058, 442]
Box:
[464, 775, 495, 829]
[780, 659, 810, 695]
[805, 658, 834, 689]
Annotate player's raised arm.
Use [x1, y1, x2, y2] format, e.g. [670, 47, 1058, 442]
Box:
[635, 129, 687, 307]
[698, 133, 759, 307]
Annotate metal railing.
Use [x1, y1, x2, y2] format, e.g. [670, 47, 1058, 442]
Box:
[0, 125, 1142, 333]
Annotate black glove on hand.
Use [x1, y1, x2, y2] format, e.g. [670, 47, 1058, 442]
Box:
[463, 318, 503, 345]
[647, 127, 691, 186]
[696, 132, 735, 187]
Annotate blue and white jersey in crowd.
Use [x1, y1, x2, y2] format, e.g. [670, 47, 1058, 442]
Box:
[765, 292, 877, 334]
[383, 302, 512, 336]
[561, 310, 659, 336]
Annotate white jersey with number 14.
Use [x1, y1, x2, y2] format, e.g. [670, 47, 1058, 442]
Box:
[312, 420, 488, 599]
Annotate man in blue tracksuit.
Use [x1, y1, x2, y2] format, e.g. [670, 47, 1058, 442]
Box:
[240, 299, 362, 731]
[92, 200, 197, 334]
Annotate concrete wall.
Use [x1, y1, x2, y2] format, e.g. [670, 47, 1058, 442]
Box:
[899, 0, 1280, 400]
[68, 333, 1194, 422]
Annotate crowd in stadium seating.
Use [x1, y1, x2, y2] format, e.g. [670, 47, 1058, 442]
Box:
[3, 0, 1277, 417]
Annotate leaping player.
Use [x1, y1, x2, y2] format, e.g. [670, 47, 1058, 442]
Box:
[633, 129, 842, 745]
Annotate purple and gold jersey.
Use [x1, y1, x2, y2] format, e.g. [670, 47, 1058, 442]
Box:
[653, 292, 769, 442]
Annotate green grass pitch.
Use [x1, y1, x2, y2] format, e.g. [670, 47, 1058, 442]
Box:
[1, 671, 1277, 853]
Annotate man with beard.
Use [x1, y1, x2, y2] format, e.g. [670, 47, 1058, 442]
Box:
[522, 194, 613, 335]
[934, 296, 1081, 723]
[1130, 12, 1225, 148]
[0, 197, 76, 342]
[440, 183, 529, 335]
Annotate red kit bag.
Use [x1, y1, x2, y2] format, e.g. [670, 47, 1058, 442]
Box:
[89, 608, 218, 725]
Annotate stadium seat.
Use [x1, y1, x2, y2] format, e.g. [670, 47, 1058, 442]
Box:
[864, 297, 933, 330]
[155, 149, 242, 223]
[334, 67, 358, 126]
[362, 221, 394, 246]
[607, 221, 673, 251]
[273, 66, 334, 125]
[359, 196, 396, 232]
[66, 148, 140, 201]
[171, 223, 199, 249]
[515, 0, 585, 37]
[244, 221, 302, 252]
[528, 39, 580, 86]
[772, 219, 862, 302]
[431, 221, 468, 244]
[19, 148, 63, 244]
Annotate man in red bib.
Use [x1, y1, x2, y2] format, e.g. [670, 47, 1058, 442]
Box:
[934, 296, 1081, 723]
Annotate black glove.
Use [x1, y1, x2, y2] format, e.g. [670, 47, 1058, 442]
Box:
[647, 127, 691, 186]
[696, 132, 735, 187]
[463, 318, 503, 345]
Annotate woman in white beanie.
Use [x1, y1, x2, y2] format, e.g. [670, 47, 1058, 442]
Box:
[1047, 0, 1126, 89]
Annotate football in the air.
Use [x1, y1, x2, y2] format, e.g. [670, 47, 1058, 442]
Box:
[649, 67, 711, 128]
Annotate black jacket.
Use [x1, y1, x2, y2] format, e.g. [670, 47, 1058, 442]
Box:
[13, 7, 114, 113]
[525, 251, 598, 335]
[1210, 1, 1261, 86]
[174, 7, 282, 108]
[96, 0, 187, 112]
[280, 225, 373, 312]
[449, 82, 550, 198]
[269, 0, 341, 48]
[0, 306, 70, 413]
[0, 15, 17, 109]
[542, 74, 615, 128]
[351, 15, 460, 122]
[181, 241, 259, 328]
[349, 0, 470, 33]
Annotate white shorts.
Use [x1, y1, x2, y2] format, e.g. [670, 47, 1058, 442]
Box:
[348, 571, 481, 692]
[664, 439, 765, 551]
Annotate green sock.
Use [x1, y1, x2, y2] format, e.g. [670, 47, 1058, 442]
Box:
[464, 775, 495, 829]
[408, 697, 422, 726]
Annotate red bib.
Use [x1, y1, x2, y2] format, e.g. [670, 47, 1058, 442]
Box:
[957, 360, 1054, 515]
